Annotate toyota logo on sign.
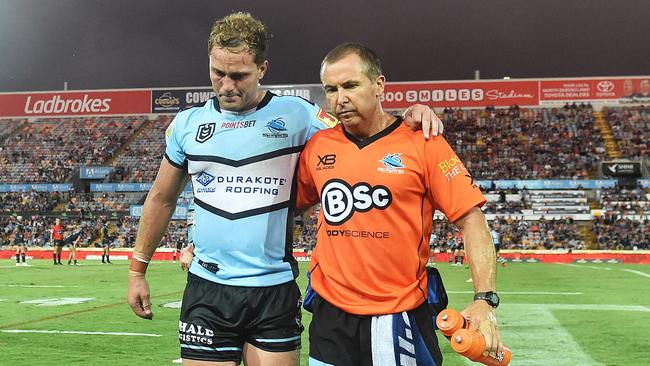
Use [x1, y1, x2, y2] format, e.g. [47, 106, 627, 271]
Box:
[597, 81, 615, 93]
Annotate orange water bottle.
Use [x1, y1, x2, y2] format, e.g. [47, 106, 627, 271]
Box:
[436, 308, 512, 366]
[437, 308, 469, 337]
[452, 328, 512, 366]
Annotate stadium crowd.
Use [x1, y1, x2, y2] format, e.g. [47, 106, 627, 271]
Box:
[0, 116, 147, 183]
[442, 104, 607, 180]
[593, 214, 649, 250]
[108, 115, 169, 182]
[599, 184, 649, 215]
[0, 214, 187, 249]
[428, 216, 585, 251]
[1, 106, 649, 253]
[606, 106, 650, 159]
[64, 192, 145, 212]
[0, 191, 63, 213]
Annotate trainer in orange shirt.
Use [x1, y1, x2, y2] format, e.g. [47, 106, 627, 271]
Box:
[296, 43, 503, 366]
[51, 218, 65, 265]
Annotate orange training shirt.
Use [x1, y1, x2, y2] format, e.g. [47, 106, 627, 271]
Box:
[52, 224, 64, 241]
[296, 118, 486, 315]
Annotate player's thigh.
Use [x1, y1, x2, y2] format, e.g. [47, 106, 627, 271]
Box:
[181, 359, 237, 366]
[244, 280, 303, 353]
[242, 343, 299, 366]
[180, 274, 247, 363]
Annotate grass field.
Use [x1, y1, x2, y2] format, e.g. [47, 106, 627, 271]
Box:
[1, 259, 649, 365]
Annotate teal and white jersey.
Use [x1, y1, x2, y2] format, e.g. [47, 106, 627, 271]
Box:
[165, 92, 336, 287]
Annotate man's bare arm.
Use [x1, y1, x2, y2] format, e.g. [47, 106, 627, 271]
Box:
[127, 158, 189, 319]
[454, 206, 503, 356]
[133, 159, 189, 258]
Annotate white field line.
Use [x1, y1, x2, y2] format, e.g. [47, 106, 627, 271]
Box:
[545, 304, 650, 312]
[620, 269, 650, 278]
[0, 285, 71, 288]
[555, 263, 612, 271]
[470, 303, 604, 366]
[1, 329, 161, 337]
[447, 291, 583, 295]
[556, 263, 650, 278]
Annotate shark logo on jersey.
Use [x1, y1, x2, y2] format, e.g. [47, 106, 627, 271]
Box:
[196, 172, 215, 186]
[377, 153, 405, 174]
[266, 118, 287, 132]
[196, 123, 216, 143]
[263, 118, 289, 138]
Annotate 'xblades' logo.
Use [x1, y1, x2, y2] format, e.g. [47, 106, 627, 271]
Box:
[316, 154, 336, 170]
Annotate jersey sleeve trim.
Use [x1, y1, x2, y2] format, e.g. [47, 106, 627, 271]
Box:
[164, 153, 188, 170]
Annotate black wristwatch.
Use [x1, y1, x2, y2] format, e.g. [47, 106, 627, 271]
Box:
[474, 291, 500, 308]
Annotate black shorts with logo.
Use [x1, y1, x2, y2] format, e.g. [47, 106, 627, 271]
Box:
[179, 273, 303, 363]
[309, 296, 442, 366]
[54, 239, 64, 247]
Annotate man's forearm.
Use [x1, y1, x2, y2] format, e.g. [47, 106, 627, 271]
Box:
[457, 208, 497, 293]
[133, 189, 178, 258]
[132, 158, 189, 261]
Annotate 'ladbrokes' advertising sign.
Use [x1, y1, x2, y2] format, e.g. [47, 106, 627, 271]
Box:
[0, 90, 151, 117]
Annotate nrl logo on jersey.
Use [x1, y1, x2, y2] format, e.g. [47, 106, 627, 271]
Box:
[196, 123, 216, 143]
[377, 153, 405, 174]
[262, 118, 289, 138]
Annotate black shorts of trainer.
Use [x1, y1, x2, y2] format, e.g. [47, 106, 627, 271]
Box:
[54, 239, 64, 247]
[179, 272, 303, 363]
[309, 296, 442, 366]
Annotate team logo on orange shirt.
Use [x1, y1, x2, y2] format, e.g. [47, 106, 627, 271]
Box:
[377, 153, 405, 174]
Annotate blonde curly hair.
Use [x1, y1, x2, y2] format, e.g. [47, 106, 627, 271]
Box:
[208, 12, 268, 65]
